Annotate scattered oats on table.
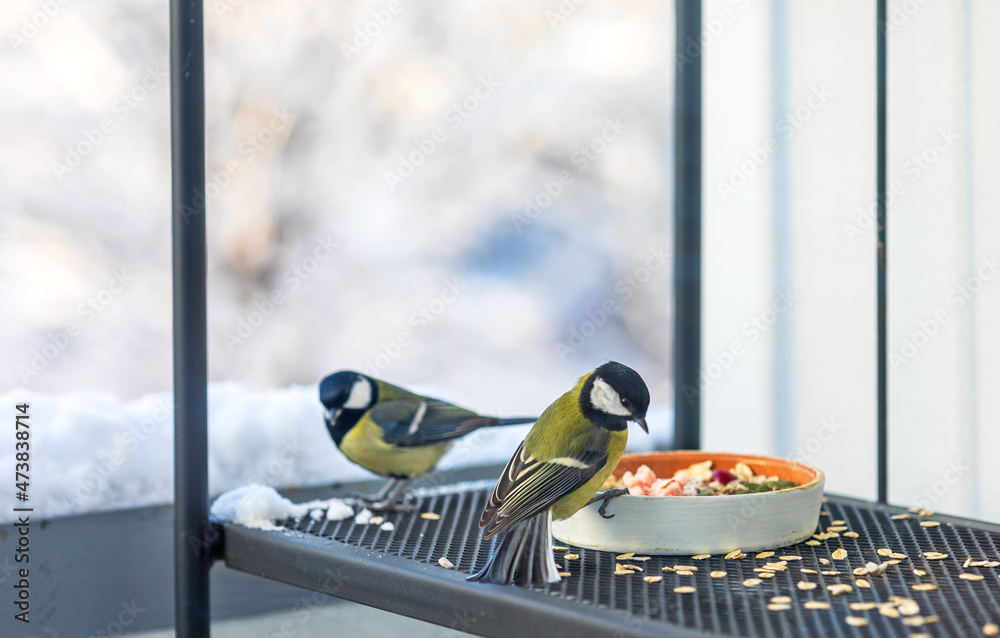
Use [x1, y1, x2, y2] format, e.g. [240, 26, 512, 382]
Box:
[983, 622, 1000, 636]
[661, 566, 674, 572]
[879, 606, 901, 618]
[827, 526, 848, 533]
[843, 531, 859, 538]
[643, 575, 663, 583]
[558, 571, 572, 578]
[819, 558, 832, 565]
[674, 586, 696, 594]
[437, 557, 454, 569]
[804, 601, 830, 610]
[771, 596, 792, 604]
[767, 603, 791, 611]
[692, 554, 711, 560]
[920, 521, 941, 528]
[563, 553, 580, 560]
[827, 584, 853, 595]
[758, 572, 775, 579]
[743, 578, 762, 587]
[420, 512, 440, 520]
[368, 516, 384, 525]
[821, 570, 841, 576]
[800, 568, 818, 574]
[960, 573, 985, 581]
[674, 565, 698, 571]
[890, 552, 907, 559]
[710, 571, 727, 578]
[877, 548, 894, 556]
[923, 552, 949, 560]
[850, 602, 877, 611]
[797, 581, 817, 590]
[913, 569, 927, 576]
[855, 579, 871, 588]
[832, 548, 848, 560]
[756, 551, 775, 559]
[891, 513, 910, 520]
[845, 616, 869, 627]
[853, 567, 869, 576]
[780, 555, 802, 561]
[552, 545, 569, 551]
[912, 583, 937, 591]
[616, 552, 635, 560]
[725, 549, 746, 560]
[676, 570, 694, 576]
[805, 540, 821, 546]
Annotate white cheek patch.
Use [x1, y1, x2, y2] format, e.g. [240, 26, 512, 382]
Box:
[590, 378, 631, 416]
[344, 378, 373, 409]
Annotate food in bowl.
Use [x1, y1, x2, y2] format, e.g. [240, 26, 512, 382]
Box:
[603, 459, 797, 496]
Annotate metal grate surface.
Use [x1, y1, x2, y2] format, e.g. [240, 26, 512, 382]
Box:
[270, 482, 1000, 638]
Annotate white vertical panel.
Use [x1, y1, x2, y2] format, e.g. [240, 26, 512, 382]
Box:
[783, 0, 876, 501]
[704, 0, 877, 500]
[703, 0, 776, 456]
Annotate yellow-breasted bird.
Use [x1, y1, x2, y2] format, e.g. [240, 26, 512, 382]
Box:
[319, 370, 536, 509]
[468, 361, 649, 586]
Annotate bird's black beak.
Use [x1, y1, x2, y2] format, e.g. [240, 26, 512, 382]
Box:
[633, 416, 648, 433]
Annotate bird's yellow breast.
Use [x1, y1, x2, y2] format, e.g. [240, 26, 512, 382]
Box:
[339, 416, 451, 479]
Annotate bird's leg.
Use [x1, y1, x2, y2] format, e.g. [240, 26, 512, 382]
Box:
[366, 478, 416, 513]
[585, 487, 630, 519]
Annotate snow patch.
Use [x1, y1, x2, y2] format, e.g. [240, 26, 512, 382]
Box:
[210, 484, 353, 530]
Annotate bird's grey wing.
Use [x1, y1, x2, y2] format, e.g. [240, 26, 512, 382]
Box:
[479, 440, 607, 538]
[371, 399, 497, 447]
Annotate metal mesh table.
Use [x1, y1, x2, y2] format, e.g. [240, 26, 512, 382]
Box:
[219, 480, 1000, 637]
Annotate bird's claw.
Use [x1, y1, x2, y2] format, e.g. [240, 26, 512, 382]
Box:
[586, 487, 630, 519]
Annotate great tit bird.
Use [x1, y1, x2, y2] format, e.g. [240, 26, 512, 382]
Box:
[319, 370, 536, 509]
[468, 361, 650, 586]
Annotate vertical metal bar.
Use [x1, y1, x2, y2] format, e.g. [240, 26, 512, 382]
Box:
[673, 0, 702, 450]
[876, 0, 888, 504]
[171, 0, 210, 635]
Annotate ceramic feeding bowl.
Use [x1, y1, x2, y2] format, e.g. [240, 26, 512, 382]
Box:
[551, 451, 825, 555]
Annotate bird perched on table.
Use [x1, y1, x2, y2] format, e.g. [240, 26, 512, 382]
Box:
[468, 361, 650, 586]
[319, 370, 536, 509]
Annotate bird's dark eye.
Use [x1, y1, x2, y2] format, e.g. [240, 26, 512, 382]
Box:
[621, 398, 631, 409]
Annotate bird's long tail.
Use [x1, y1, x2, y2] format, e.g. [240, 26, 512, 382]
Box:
[467, 511, 560, 586]
[487, 416, 537, 427]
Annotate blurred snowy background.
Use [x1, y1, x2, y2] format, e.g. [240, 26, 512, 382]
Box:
[2, 0, 998, 523]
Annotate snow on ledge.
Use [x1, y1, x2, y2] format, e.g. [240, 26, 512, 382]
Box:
[0, 384, 671, 523]
[210, 484, 353, 530]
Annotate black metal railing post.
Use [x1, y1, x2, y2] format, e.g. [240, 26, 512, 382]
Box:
[674, 0, 703, 450]
[170, 0, 210, 635]
[876, 0, 888, 504]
